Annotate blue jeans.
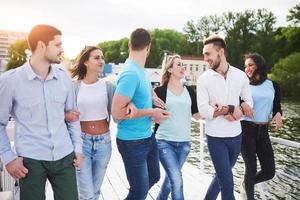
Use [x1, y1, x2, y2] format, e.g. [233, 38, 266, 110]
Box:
[77, 131, 112, 200]
[156, 140, 191, 200]
[117, 134, 160, 200]
[205, 134, 242, 200]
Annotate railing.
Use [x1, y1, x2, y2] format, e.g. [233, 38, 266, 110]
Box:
[0, 141, 18, 200]
[1, 120, 299, 199]
[196, 119, 299, 200]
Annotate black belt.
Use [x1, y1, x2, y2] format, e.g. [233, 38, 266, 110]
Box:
[241, 120, 268, 128]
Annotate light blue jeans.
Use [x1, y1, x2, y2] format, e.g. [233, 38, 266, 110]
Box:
[156, 140, 191, 200]
[77, 131, 112, 200]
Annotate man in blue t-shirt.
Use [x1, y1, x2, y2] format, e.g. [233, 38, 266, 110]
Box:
[112, 28, 169, 200]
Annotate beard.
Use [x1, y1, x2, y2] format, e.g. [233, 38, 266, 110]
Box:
[211, 55, 221, 71]
[46, 53, 62, 64]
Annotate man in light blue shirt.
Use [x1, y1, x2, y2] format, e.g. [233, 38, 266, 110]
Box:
[112, 28, 169, 200]
[0, 24, 83, 200]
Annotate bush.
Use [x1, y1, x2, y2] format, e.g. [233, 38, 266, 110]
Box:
[271, 52, 300, 98]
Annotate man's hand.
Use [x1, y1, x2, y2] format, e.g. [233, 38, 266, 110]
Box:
[241, 102, 253, 118]
[73, 152, 83, 168]
[211, 103, 229, 117]
[65, 110, 80, 122]
[272, 112, 283, 129]
[6, 157, 28, 179]
[224, 106, 243, 121]
[125, 102, 138, 119]
[152, 108, 170, 123]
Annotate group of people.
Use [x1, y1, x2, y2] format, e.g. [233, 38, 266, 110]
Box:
[0, 24, 282, 200]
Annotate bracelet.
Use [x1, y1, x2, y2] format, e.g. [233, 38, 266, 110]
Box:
[228, 105, 235, 115]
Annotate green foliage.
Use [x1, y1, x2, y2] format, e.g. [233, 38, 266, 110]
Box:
[147, 29, 189, 68]
[6, 40, 28, 70]
[183, 9, 277, 68]
[287, 2, 300, 26]
[98, 38, 129, 64]
[272, 27, 300, 64]
[271, 52, 300, 97]
[97, 29, 190, 68]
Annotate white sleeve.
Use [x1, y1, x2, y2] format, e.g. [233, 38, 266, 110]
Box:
[196, 76, 215, 120]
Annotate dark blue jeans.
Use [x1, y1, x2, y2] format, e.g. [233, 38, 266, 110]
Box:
[117, 134, 160, 200]
[156, 140, 191, 200]
[205, 134, 242, 200]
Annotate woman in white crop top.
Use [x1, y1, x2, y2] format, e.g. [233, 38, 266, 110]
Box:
[65, 46, 114, 200]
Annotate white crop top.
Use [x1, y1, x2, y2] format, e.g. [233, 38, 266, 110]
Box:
[77, 79, 108, 121]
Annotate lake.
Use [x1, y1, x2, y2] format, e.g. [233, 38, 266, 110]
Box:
[188, 99, 300, 199]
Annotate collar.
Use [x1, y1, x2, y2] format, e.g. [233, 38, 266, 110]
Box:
[209, 64, 231, 77]
[25, 62, 58, 80]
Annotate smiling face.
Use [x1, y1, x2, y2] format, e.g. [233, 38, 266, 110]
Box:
[203, 43, 222, 70]
[244, 58, 257, 78]
[168, 57, 185, 79]
[84, 49, 105, 74]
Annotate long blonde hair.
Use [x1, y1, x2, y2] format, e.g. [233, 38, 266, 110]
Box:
[161, 54, 181, 86]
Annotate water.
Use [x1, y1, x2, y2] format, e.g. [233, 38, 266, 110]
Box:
[188, 99, 300, 199]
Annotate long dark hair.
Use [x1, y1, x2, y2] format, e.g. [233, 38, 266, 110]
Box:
[243, 53, 268, 85]
[70, 46, 101, 80]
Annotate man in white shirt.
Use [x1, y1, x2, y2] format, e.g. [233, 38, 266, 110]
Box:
[197, 35, 253, 200]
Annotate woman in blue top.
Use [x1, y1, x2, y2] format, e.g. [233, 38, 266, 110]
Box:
[154, 55, 201, 200]
[240, 53, 283, 200]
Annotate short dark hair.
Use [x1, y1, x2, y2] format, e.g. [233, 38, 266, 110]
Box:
[203, 35, 226, 50]
[28, 24, 62, 52]
[243, 53, 268, 85]
[70, 46, 101, 80]
[129, 28, 151, 51]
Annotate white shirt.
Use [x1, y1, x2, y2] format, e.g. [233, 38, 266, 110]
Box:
[197, 66, 253, 137]
[77, 79, 108, 121]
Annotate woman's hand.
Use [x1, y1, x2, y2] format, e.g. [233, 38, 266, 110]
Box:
[152, 96, 166, 109]
[272, 112, 283, 129]
[65, 110, 80, 122]
[241, 102, 253, 118]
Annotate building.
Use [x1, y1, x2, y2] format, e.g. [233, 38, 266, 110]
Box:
[181, 55, 208, 86]
[0, 29, 28, 73]
[162, 54, 208, 86]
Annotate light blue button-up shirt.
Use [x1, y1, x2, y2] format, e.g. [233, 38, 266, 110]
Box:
[0, 62, 82, 165]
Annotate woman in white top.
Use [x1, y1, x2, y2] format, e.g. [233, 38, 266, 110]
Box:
[66, 46, 114, 200]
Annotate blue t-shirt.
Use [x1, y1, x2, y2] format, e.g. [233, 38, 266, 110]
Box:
[244, 79, 274, 122]
[115, 60, 152, 140]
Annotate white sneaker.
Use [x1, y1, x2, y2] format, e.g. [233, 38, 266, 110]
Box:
[240, 181, 247, 200]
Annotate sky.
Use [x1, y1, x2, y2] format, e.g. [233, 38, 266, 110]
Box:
[0, 0, 298, 58]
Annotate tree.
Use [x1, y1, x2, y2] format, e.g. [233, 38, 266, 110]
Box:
[98, 38, 128, 64]
[271, 52, 300, 98]
[183, 15, 222, 55]
[148, 29, 188, 68]
[6, 40, 28, 70]
[225, 10, 257, 68]
[251, 9, 276, 67]
[287, 3, 300, 26]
